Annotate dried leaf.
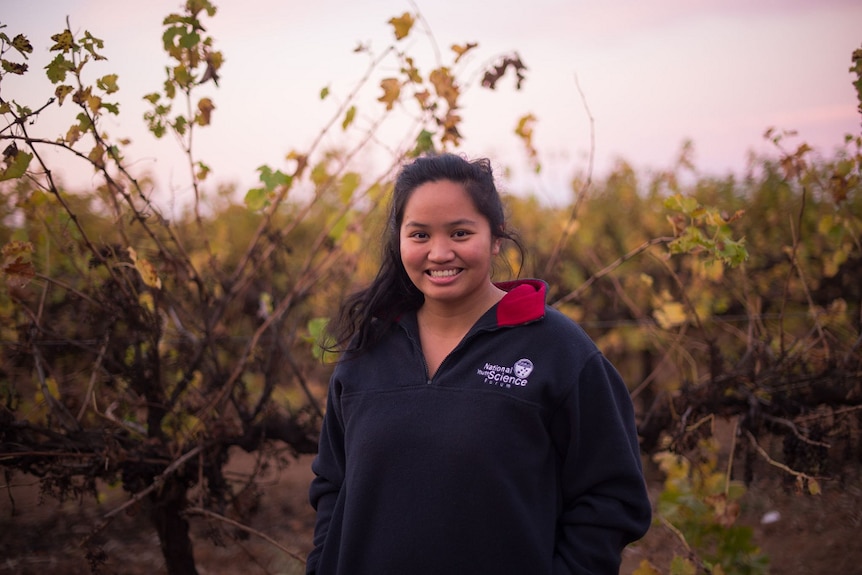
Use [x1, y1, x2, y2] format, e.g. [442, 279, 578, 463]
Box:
[388, 13, 415, 41]
[12, 33, 33, 56]
[451, 42, 478, 63]
[402, 56, 421, 83]
[429, 67, 458, 108]
[377, 78, 401, 110]
[2, 240, 36, 288]
[197, 97, 215, 126]
[481, 53, 528, 90]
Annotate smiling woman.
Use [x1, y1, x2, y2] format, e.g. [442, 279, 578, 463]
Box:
[400, 177, 507, 376]
[306, 153, 653, 575]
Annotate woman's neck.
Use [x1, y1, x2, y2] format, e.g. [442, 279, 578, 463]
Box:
[417, 282, 506, 337]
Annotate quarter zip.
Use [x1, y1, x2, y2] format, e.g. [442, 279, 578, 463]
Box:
[401, 315, 499, 385]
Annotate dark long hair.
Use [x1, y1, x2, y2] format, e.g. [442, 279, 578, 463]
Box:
[328, 153, 524, 352]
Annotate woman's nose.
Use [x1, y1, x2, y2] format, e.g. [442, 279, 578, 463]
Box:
[427, 237, 454, 261]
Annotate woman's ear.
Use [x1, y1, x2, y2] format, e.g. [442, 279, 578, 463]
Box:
[492, 237, 502, 256]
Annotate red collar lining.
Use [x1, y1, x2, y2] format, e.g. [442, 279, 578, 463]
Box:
[495, 280, 546, 326]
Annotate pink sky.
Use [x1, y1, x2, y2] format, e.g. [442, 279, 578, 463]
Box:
[3, 0, 861, 205]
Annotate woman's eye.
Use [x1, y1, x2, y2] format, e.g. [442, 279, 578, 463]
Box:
[453, 230, 471, 238]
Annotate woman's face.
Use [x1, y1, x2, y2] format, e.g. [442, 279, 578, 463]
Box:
[399, 179, 500, 310]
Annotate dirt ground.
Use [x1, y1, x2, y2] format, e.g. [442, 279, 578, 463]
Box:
[1, 452, 860, 575]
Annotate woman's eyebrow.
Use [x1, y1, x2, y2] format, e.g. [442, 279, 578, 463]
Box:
[403, 218, 478, 228]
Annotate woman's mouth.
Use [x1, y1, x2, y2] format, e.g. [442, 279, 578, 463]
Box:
[428, 269, 460, 278]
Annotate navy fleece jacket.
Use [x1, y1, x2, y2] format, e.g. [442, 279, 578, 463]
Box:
[307, 279, 651, 574]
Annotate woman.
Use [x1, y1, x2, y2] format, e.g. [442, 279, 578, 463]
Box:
[307, 153, 651, 574]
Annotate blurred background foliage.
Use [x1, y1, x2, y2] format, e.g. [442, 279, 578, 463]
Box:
[1, 2, 860, 574]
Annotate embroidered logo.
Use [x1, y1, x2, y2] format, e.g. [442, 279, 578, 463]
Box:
[477, 358, 534, 388]
[514, 358, 534, 378]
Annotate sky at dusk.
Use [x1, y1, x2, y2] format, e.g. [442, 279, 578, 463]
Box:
[3, 0, 861, 206]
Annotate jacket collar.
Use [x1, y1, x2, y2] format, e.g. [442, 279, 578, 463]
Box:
[396, 279, 547, 336]
[493, 279, 547, 327]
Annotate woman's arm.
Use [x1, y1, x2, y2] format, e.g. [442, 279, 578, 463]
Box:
[306, 379, 346, 575]
[552, 352, 652, 574]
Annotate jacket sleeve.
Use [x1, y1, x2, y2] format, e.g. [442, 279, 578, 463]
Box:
[551, 352, 652, 574]
[306, 375, 346, 575]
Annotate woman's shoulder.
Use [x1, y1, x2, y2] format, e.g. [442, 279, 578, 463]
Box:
[524, 305, 601, 356]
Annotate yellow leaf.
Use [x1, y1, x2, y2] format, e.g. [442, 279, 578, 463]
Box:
[128, 247, 162, 289]
[35, 376, 62, 410]
[139, 292, 155, 313]
[50, 30, 75, 52]
[632, 559, 663, 575]
[55, 84, 74, 105]
[669, 556, 697, 575]
[388, 13, 415, 40]
[378, 78, 401, 110]
[807, 477, 821, 495]
[342, 232, 361, 255]
[654, 301, 687, 329]
[86, 94, 102, 114]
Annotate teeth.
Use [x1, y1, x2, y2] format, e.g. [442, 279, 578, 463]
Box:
[429, 269, 458, 278]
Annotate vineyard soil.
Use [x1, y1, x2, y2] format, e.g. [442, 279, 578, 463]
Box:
[1, 453, 860, 574]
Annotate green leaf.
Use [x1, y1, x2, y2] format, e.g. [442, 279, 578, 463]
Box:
[311, 162, 329, 186]
[179, 31, 201, 50]
[0, 151, 33, 181]
[338, 172, 361, 203]
[257, 165, 292, 191]
[44, 53, 73, 84]
[669, 555, 697, 575]
[173, 64, 193, 87]
[172, 115, 188, 135]
[411, 129, 435, 157]
[342, 105, 356, 130]
[320, 86, 330, 100]
[101, 101, 120, 115]
[163, 27, 184, 52]
[328, 213, 349, 242]
[244, 187, 269, 211]
[76, 112, 93, 132]
[306, 318, 337, 362]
